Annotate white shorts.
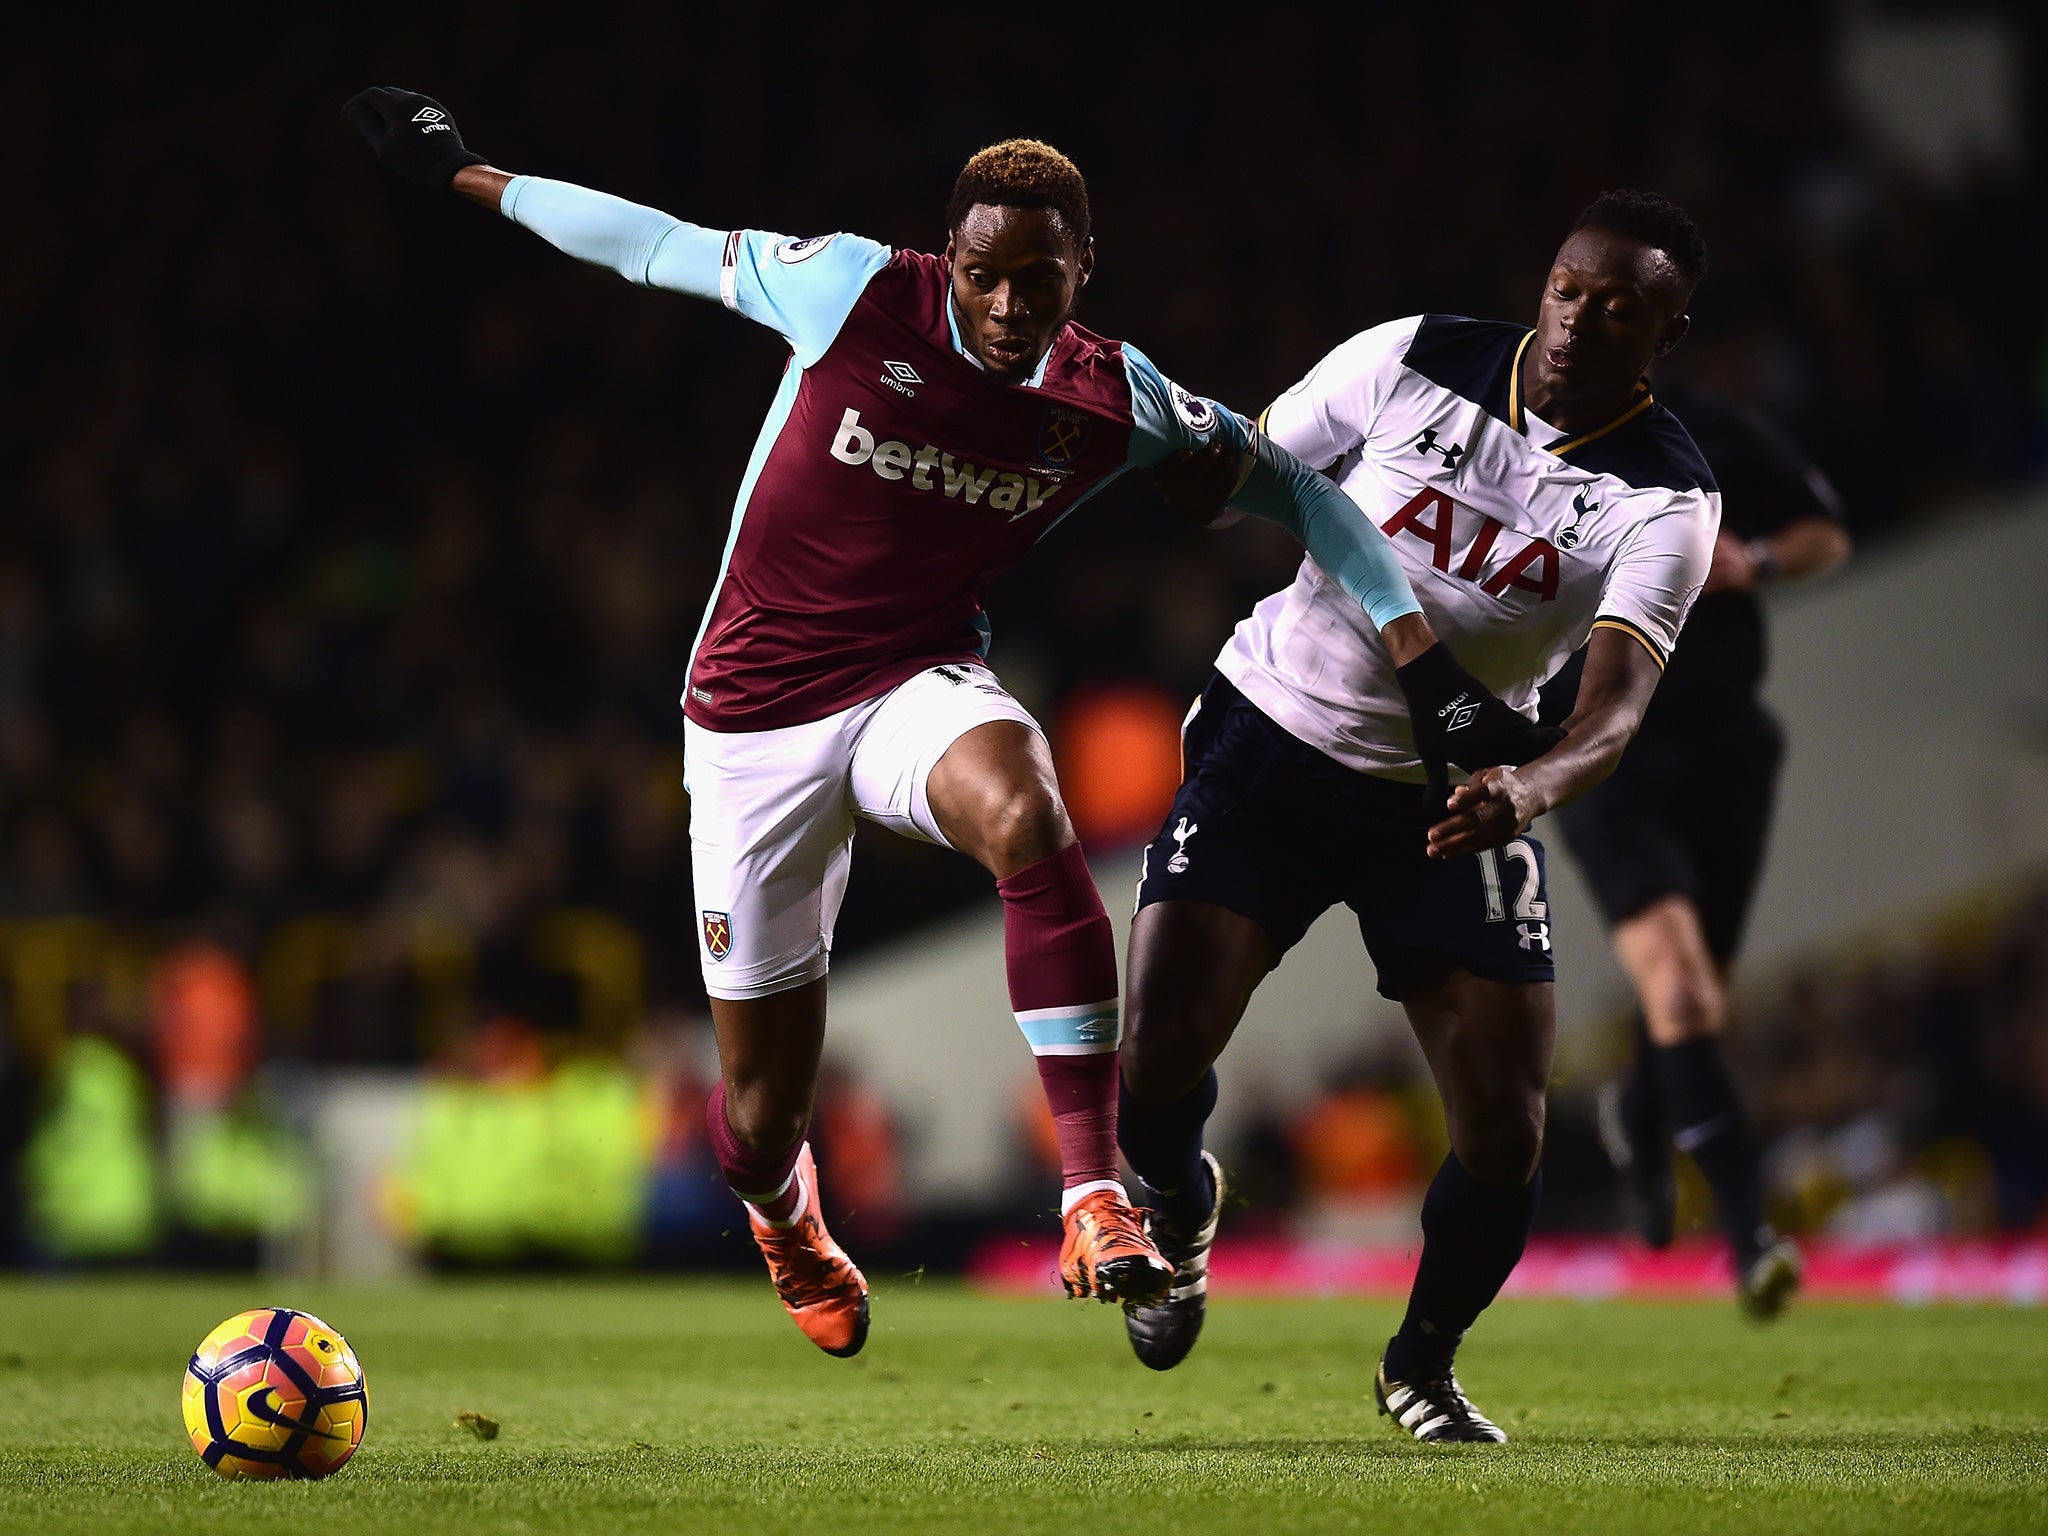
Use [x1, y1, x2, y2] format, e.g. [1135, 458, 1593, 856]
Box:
[684, 663, 1040, 1000]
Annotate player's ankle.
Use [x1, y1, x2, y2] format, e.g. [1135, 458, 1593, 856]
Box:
[1059, 1178, 1125, 1216]
[1146, 1161, 1215, 1229]
[1382, 1327, 1458, 1384]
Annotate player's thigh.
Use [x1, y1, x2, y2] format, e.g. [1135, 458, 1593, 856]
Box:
[1684, 708, 1786, 965]
[1551, 770, 1697, 935]
[1403, 969, 1556, 1188]
[685, 714, 858, 1001]
[1126, 675, 1342, 1096]
[847, 664, 1058, 868]
[1347, 814, 1558, 1005]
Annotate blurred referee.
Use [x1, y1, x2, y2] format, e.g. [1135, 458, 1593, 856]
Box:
[1540, 380, 1849, 1317]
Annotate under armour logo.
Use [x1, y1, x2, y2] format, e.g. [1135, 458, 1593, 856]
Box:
[1415, 428, 1466, 469]
[1557, 485, 1599, 550]
[1516, 922, 1551, 952]
[1167, 817, 1198, 874]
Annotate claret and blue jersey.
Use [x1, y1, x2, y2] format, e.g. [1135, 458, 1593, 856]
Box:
[496, 175, 1419, 731]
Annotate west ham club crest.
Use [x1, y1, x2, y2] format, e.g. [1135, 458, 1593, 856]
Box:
[1037, 404, 1091, 468]
[702, 910, 733, 961]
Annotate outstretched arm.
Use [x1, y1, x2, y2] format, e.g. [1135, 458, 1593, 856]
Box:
[344, 87, 888, 360]
[1705, 514, 1851, 593]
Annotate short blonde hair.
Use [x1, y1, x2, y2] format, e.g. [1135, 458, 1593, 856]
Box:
[946, 138, 1091, 243]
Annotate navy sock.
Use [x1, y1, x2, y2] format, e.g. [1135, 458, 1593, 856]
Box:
[1620, 1011, 1662, 1146]
[1116, 1068, 1218, 1227]
[1384, 1154, 1540, 1382]
[1651, 1037, 1770, 1266]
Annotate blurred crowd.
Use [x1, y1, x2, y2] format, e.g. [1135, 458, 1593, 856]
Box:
[12, 871, 2046, 1267]
[1119, 877, 2048, 1246]
[3, 5, 2047, 1260]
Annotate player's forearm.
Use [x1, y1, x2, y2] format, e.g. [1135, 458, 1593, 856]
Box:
[1514, 701, 1639, 818]
[1516, 628, 1663, 817]
[494, 174, 725, 299]
[1757, 518, 1851, 582]
[452, 163, 513, 207]
[1232, 438, 1424, 635]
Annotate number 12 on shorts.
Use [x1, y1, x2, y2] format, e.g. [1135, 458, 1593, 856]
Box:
[1477, 839, 1546, 923]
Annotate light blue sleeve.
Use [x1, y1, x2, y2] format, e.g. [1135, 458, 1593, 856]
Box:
[1121, 345, 1423, 630]
[717, 229, 894, 367]
[1120, 341, 1257, 467]
[499, 176, 890, 367]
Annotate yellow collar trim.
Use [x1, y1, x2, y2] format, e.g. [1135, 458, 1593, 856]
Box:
[1510, 330, 1655, 456]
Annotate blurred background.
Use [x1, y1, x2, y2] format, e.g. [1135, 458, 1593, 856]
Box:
[3, 1, 2045, 1286]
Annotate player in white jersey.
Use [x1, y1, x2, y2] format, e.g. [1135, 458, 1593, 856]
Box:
[1115, 193, 1720, 1443]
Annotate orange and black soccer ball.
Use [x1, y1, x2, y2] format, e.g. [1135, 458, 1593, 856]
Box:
[181, 1307, 368, 1480]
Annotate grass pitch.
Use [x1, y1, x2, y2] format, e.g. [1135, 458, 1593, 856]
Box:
[0, 1275, 2042, 1535]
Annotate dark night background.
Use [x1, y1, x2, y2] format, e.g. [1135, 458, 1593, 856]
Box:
[3, 2, 2045, 1264]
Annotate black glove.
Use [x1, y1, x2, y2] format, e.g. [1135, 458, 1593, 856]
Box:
[1396, 641, 1566, 815]
[342, 86, 487, 191]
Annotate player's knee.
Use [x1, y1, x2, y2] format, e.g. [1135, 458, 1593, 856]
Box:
[1453, 1095, 1545, 1189]
[978, 784, 1071, 874]
[722, 1082, 809, 1158]
[1644, 963, 1725, 1043]
[1118, 1005, 1208, 1105]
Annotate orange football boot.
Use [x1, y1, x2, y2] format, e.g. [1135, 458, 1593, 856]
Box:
[747, 1144, 870, 1357]
[1059, 1186, 1174, 1307]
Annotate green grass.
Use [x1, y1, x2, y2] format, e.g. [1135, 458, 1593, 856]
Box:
[0, 1276, 2043, 1534]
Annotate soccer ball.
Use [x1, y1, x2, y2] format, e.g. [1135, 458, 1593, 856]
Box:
[181, 1307, 368, 1480]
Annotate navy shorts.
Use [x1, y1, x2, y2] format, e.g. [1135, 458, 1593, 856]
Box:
[1551, 698, 1783, 964]
[1136, 675, 1557, 1000]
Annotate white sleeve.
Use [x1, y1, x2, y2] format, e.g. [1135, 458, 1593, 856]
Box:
[1594, 489, 1721, 666]
[1259, 316, 1421, 472]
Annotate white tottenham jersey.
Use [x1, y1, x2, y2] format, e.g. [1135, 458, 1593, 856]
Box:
[1220, 314, 1721, 779]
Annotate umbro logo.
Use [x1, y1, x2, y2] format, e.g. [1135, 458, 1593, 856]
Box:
[411, 107, 445, 123]
[879, 360, 921, 398]
[1438, 691, 1478, 730]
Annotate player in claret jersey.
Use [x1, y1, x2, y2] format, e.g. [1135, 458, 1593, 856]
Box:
[343, 86, 1553, 1358]
[1117, 193, 1722, 1441]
